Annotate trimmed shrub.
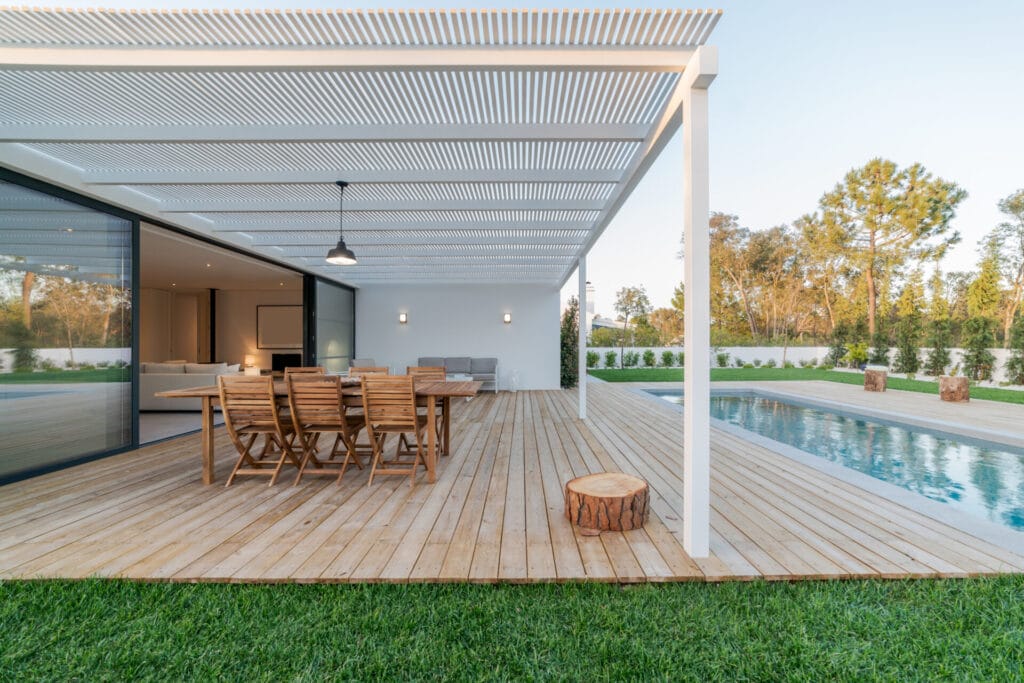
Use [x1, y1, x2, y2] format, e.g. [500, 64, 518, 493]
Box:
[1005, 315, 1024, 385]
[765, 358, 777, 368]
[660, 350, 675, 367]
[742, 363, 755, 369]
[642, 349, 656, 367]
[752, 359, 762, 368]
[868, 327, 891, 366]
[924, 319, 952, 376]
[892, 317, 921, 374]
[733, 357, 745, 368]
[604, 350, 618, 368]
[677, 351, 685, 366]
[783, 361, 795, 369]
[586, 351, 600, 368]
[716, 352, 730, 368]
[622, 351, 640, 368]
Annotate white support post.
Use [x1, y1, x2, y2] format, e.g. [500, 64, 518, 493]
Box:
[578, 255, 587, 420]
[682, 46, 717, 559]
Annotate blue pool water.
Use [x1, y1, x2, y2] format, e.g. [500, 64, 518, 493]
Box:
[649, 390, 1024, 532]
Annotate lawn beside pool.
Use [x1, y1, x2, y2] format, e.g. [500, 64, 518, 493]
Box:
[3, 579, 1024, 680]
[588, 367, 1024, 405]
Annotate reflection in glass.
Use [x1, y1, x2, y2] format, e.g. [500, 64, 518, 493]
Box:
[0, 180, 132, 480]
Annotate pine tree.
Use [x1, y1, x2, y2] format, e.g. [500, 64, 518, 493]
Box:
[961, 317, 997, 381]
[924, 318, 952, 376]
[559, 296, 579, 389]
[893, 317, 921, 374]
[1005, 315, 1024, 385]
[868, 325, 890, 366]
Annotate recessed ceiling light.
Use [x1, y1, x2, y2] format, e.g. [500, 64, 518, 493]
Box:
[62, 228, 74, 233]
[171, 283, 176, 287]
[279, 282, 284, 286]
[206, 263, 212, 268]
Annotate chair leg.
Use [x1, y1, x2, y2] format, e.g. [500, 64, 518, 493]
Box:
[294, 432, 324, 485]
[225, 433, 259, 487]
[268, 434, 302, 486]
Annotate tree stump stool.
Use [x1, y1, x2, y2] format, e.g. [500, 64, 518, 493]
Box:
[864, 369, 887, 392]
[564, 473, 649, 536]
[939, 375, 970, 402]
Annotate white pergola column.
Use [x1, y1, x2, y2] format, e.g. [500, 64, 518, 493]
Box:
[578, 255, 587, 420]
[682, 47, 717, 558]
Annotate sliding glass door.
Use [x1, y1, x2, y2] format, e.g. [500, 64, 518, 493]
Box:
[0, 178, 134, 482]
[312, 278, 355, 373]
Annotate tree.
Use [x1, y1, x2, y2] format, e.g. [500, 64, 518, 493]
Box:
[967, 237, 1003, 321]
[868, 325, 890, 366]
[670, 283, 685, 315]
[924, 318, 952, 376]
[613, 285, 651, 365]
[648, 307, 684, 345]
[990, 189, 1024, 345]
[893, 317, 921, 374]
[818, 158, 966, 335]
[631, 315, 661, 347]
[1005, 314, 1024, 385]
[961, 317, 997, 381]
[795, 212, 850, 332]
[589, 327, 623, 348]
[559, 296, 579, 389]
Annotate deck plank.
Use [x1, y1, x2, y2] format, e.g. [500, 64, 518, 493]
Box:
[1, 382, 1021, 583]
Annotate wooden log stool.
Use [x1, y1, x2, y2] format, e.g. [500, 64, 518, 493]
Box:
[564, 473, 649, 536]
[939, 375, 970, 402]
[863, 369, 887, 392]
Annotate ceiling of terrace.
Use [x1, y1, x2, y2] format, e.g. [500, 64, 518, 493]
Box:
[0, 7, 720, 287]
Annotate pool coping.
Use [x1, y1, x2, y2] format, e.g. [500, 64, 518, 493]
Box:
[634, 383, 1024, 558]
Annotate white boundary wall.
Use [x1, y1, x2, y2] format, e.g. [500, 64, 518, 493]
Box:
[355, 284, 560, 390]
[586, 346, 1019, 384]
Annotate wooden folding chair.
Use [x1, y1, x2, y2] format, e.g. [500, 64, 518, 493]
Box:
[406, 365, 446, 451]
[218, 375, 300, 486]
[361, 374, 430, 487]
[349, 366, 389, 377]
[286, 373, 369, 484]
[284, 366, 326, 377]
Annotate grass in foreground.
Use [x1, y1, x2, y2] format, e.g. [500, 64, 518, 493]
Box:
[3, 578, 1024, 680]
[588, 367, 1024, 405]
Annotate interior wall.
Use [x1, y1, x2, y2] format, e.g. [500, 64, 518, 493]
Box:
[355, 284, 560, 390]
[215, 289, 303, 367]
[170, 292, 199, 362]
[139, 288, 171, 362]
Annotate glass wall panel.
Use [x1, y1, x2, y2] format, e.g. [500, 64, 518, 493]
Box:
[0, 180, 133, 480]
[315, 279, 354, 374]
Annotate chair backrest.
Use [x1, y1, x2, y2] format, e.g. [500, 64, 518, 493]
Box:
[284, 366, 325, 377]
[361, 374, 417, 431]
[286, 374, 345, 432]
[218, 375, 283, 436]
[407, 365, 446, 382]
[349, 366, 389, 377]
[350, 358, 376, 368]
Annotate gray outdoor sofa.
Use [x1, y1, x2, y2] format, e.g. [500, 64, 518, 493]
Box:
[418, 356, 498, 392]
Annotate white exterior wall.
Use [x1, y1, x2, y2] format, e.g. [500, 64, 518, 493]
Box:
[355, 284, 560, 390]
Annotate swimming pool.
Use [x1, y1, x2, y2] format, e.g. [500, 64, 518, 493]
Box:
[647, 389, 1024, 533]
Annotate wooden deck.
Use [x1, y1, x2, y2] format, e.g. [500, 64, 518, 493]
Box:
[2, 381, 1023, 583]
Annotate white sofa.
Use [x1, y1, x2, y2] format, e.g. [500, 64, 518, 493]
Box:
[139, 362, 240, 411]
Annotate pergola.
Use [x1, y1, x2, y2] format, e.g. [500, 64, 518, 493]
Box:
[0, 7, 719, 556]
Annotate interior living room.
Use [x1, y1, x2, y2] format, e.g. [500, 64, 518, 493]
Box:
[139, 224, 304, 443]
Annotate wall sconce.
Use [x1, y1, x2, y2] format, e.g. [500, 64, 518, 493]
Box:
[503, 313, 512, 324]
[398, 312, 408, 324]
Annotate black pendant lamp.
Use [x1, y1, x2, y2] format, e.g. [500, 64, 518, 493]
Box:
[326, 180, 357, 265]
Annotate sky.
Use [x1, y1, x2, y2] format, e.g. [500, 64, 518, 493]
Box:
[41, 0, 1024, 316]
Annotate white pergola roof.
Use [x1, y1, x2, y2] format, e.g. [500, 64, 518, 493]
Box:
[0, 7, 720, 287]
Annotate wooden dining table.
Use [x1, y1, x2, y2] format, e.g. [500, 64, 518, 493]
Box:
[156, 379, 482, 485]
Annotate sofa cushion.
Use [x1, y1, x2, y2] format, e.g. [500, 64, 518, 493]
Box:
[144, 362, 185, 374]
[185, 362, 229, 375]
[445, 357, 471, 374]
[418, 356, 445, 368]
[471, 357, 497, 374]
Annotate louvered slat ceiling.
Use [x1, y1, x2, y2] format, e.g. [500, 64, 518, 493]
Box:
[0, 7, 721, 286]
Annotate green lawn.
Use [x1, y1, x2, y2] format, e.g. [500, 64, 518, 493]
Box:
[0, 368, 130, 384]
[2, 578, 1024, 680]
[588, 367, 1024, 405]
